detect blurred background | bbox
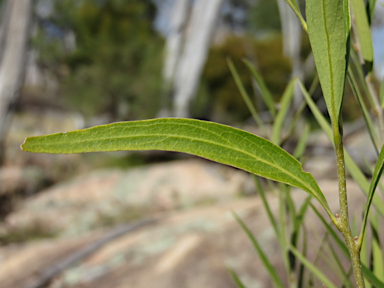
[0,0,384,287]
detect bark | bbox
[163,0,190,86]
[276,0,303,108]
[159,0,191,117]
[172,0,224,117]
[0,0,33,162]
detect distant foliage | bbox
[194,35,291,123]
[34,0,164,121]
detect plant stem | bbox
[333,123,365,288]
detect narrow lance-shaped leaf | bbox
[22,118,332,216]
[306,0,349,128]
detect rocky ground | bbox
[0,161,371,288]
[0,110,379,288]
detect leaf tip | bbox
[20,137,29,152]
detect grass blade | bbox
[232,212,284,288]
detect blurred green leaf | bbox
[367,0,377,24]
[311,203,384,286]
[350,49,376,109]
[380,78,384,108]
[351,0,374,71]
[298,81,384,218]
[358,144,384,248]
[289,245,338,288]
[360,223,371,288]
[293,123,310,159]
[22,118,332,215]
[272,78,296,145]
[284,0,308,31]
[227,267,248,288]
[233,212,284,288]
[347,67,379,154]
[306,0,349,128]
[371,213,384,283]
[243,59,276,117]
[254,176,279,237]
[228,58,266,133]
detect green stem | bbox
[333,123,365,288]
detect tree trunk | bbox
[0,0,33,163]
[276,0,302,108]
[173,0,224,118]
[159,0,191,117]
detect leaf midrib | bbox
[33,131,322,202]
[322,0,337,121]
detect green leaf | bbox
[233,212,284,288]
[306,0,349,127]
[347,67,379,154]
[242,59,276,118]
[293,123,310,159]
[227,58,267,134]
[351,0,374,71]
[22,118,332,215]
[299,80,384,218]
[253,176,279,237]
[380,78,384,108]
[289,245,338,288]
[371,213,384,283]
[358,144,384,248]
[350,49,375,109]
[272,78,296,145]
[367,0,377,25]
[227,267,248,288]
[284,0,308,32]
